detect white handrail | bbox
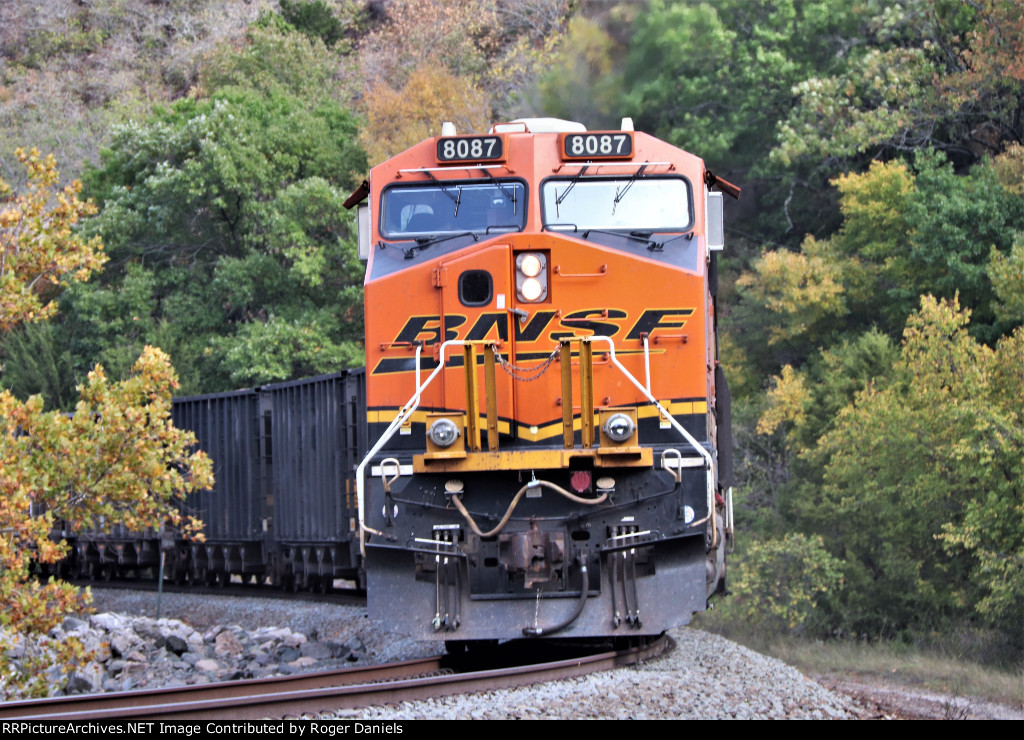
[356,340,459,556]
[587,335,715,522]
[357,335,716,555]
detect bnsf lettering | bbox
[549,309,628,342]
[465,312,509,342]
[379,308,694,371]
[625,308,695,340]
[394,315,466,345]
[514,310,558,342]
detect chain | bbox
[493,348,560,382]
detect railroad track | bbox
[0,636,670,720]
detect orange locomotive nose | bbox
[350,117,737,641]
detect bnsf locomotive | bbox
[348,118,737,640]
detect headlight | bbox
[603,413,635,443]
[520,253,543,277]
[521,277,543,301]
[427,418,460,447]
[515,252,547,302]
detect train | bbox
[65,116,737,645]
[349,117,737,641]
[65,371,367,592]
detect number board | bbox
[559,131,634,161]
[436,135,506,163]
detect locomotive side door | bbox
[436,244,514,448]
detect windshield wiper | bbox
[402,231,479,259]
[647,231,694,251]
[612,164,648,216]
[575,227,693,252]
[578,227,658,249]
[554,165,589,218]
[424,171,461,215]
[478,168,518,215]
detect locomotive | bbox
[347,117,737,641]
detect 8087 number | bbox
[562,132,633,160]
[437,136,504,163]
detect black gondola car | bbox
[263,371,366,591]
[171,388,267,585]
[65,371,368,591]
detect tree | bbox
[621,0,886,170]
[736,154,1024,364]
[1,347,213,698]
[713,533,844,636]
[278,0,347,49]
[0,149,106,333]
[989,234,1024,324]
[942,325,1024,629]
[361,61,491,164]
[798,297,1023,636]
[775,0,1024,171]
[199,24,341,101]
[0,151,213,698]
[55,87,368,396]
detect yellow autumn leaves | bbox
[0,149,106,333]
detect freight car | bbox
[348,117,737,641]
[68,371,367,592]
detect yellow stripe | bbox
[368,401,707,441]
[368,409,512,434]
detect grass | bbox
[757,637,1024,708]
[693,613,1024,708]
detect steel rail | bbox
[0,656,444,720]
[1,636,669,720]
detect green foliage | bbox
[798,297,1024,635]
[897,152,1024,338]
[0,322,78,410]
[86,88,365,259]
[939,325,1024,628]
[200,25,339,99]
[736,153,1024,365]
[758,329,898,450]
[214,312,365,386]
[279,0,345,48]
[717,534,844,635]
[52,87,368,398]
[772,0,1024,172]
[736,242,847,351]
[989,234,1024,324]
[772,46,938,168]
[622,0,882,169]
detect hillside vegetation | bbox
[1,0,1022,668]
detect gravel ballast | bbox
[52,588,864,719]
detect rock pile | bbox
[13,612,368,698]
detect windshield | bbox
[381,181,526,239]
[541,177,691,232]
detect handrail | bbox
[588,335,715,528]
[358,335,717,556]
[357,340,451,555]
[553,264,608,278]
